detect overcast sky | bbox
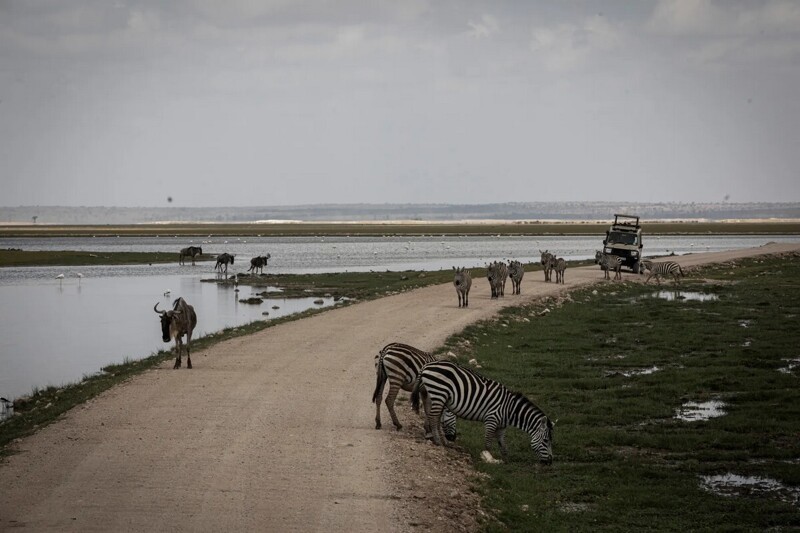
[1,1,798,207]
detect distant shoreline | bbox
[2,220,800,237]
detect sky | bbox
[1,0,799,207]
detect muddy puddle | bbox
[700,473,800,506]
[675,400,727,421]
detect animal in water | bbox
[641,259,684,285]
[248,254,271,274]
[411,360,554,464]
[373,342,457,441]
[452,267,472,308]
[214,253,235,276]
[154,297,198,369]
[179,246,203,266]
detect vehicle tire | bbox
[632,261,641,274]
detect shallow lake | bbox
[1,234,798,402]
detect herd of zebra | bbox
[380,253,683,464]
[178,246,271,277]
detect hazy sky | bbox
[1,1,798,207]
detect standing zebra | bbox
[373,343,457,441]
[453,267,472,308]
[508,260,525,295]
[539,250,554,282]
[595,251,623,281]
[641,259,684,285]
[179,246,203,266]
[553,257,567,284]
[411,360,554,464]
[215,253,235,276]
[487,261,508,298]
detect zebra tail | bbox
[371,357,388,404]
[410,375,422,414]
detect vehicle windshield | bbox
[607,231,638,246]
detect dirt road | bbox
[1,243,798,532]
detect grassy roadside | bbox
[436,253,800,531]
[1,221,799,237]
[0,249,215,267]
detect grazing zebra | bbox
[487,261,508,298]
[453,267,472,308]
[553,257,566,284]
[641,259,684,285]
[179,246,203,266]
[595,251,623,281]
[411,360,554,464]
[539,250,554,282]
[214,253,235,276]
[508,260,525,295]
[373,343,457,441]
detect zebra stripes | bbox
[453,267,472,308]
[641,259,684,285]
[373,343,456,441]
[487,261,508,298]
[553,257,566,284]
[540,250,554,282]
[508,260,524,295]
[411,360,554,464]
[595,251,623,281]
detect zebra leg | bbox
[384,382,403,431]
[483,418,500,455]
[427,401,447,446]
[496,427,509,458]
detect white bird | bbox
[163,289,171,296]
[55,274,64,279]
[76,273,83,285]
[55,273,64,287]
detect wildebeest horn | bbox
[154,303,166,315]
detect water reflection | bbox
[0,274,338,400]
[675,400,727,421]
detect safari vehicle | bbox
[602,214,643,273]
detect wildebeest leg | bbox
[173,338,182,369]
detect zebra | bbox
[179,246,203,266]
[411,360,554,464]
[214,253,235,276]
[453,267,472,308]
[487,261,508,298]
[553,257,566,284]
[507,260,524,295]
[641,259,684,285]
[372,343,457,441]
[539,250,554,282]
[595,251,623,281]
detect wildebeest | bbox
[179,246,203,266]
[248,254,271,274]
[453,267,472,308]
[215,253,234,276]
[154,297,198,369]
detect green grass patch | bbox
[438,253,800,531]
[0,249,214,267]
